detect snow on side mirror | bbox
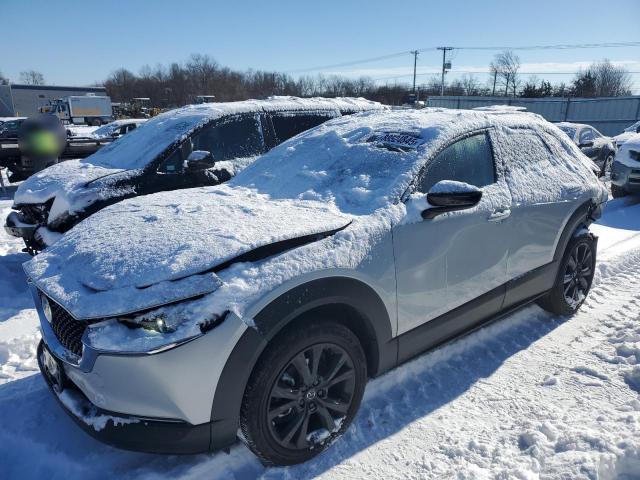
[422,180,482,220]
[185,150,215,170]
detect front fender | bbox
[208,275,397,451]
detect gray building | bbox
[426,95,640,136]
[0,84,107,117]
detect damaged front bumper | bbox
[31,283,250,454]
[4,210,37,239]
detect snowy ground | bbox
[1,181,640,479]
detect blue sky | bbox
[3,0,640,92]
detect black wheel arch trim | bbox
[552,199,598,264]
[208,276,396,451]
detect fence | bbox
[426,95,640,136]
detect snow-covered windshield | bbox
[231,114,426,215]
[82,111,208,170]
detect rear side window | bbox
[497,128,569,203]
[417,133,496,193]
[271,112,338,143]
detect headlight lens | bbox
[41,296,53,323]
[139,315,175,333]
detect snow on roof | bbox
[556,121,588,129]
[85,96,385,170]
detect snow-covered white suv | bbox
[26,108,607,465]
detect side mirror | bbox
[422,180,482,220]
[185,150,215,171]
[579,141,594,148]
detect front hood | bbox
[13,159,126,207]
[24,185,351,319]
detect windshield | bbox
[231,121,424,215]
[83,111,209,170]
[0,120,22,135]
[557,125,576,139]
[625,121,640,133]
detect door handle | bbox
[488,208,511,222]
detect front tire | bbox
[240,321,367,466]
[537,232,596,315]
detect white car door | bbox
[393,130,512,335]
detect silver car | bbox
[26,108,607,465]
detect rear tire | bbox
[537,232,596,315]
[240,321,367,466]
[611,183,627,198]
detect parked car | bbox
[556,122,616,176]
[610,132,640,198]
[26,108,606,465]
[88,119,147,140]
[612,120,640,148]
[5,97,384,253]
[0,117,27,174]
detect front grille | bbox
[48,299,91,357]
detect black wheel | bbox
[611,183,627,198]
[602,154,614,178]
[240,321,367,466]
[537,233,596,315]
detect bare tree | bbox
[571,60,632,97]
[19,70,45,85]
[490,51,520,96]
[460,74,480,96]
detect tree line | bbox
[1,52,634,107]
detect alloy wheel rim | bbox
[563,242,593,306]
[266,342,356,450]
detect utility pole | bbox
[492,70,497,96]
[437,47,454,96]
[411,50,419,95]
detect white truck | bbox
[45,95,113,126]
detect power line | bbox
[286,41,640,74]
[373,70,640,81]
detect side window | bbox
[579,128,594,144]
[157,141,191,173]
[192,115,265,160]
[271,111,338,143]
[417,133,496,193]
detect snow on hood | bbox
[614,133,640,168]
[13,160,137,224]
[23,185,351,319]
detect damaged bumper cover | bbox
[4,210,37,239]
[31,283,251,454]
